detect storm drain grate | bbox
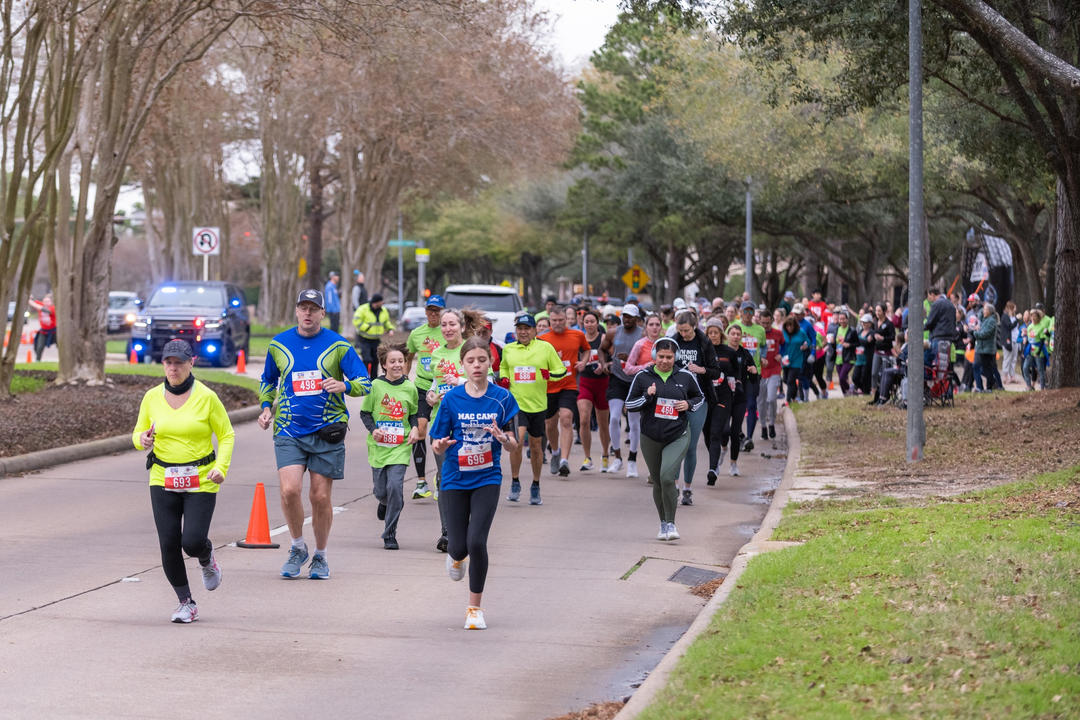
[668,565,726,587]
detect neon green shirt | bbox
[733,321,767,370]
[499,339,567,413]
[362,377,418,467]
[406,323,445,391]
[131,380,235,493]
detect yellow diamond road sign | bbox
[622,264,649,292]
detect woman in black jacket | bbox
[870,304,896,392]
[708,323,755,482]
[671,311,720,506]
[625,337,705,543]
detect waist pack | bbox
[317,421,349,444]
[146,450,216,471]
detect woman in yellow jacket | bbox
[132,339,235,623]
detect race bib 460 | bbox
[654,397,679,420]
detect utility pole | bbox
[582,231,589,296]
[417,238,426,306]
[745,176,753,301]
[396,213,404,318]
[907,0,926,462]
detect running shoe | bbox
[666,523,681,541]
[384,536,399,550]
[580,457,594,471]
[309,554,329,580]
[607,457,623,474]
[447,555,467,582]
[529,484,542,505]
[601,456,609,472]
[170,600,198,624]
[412,482,432,499]
[706,469,717,486]
[730,462,740,477]
[718,445,727,468]
[507,479,521,502]
[743,439,755,452]
[761,427,768,440]
[681,489,693,506]
[657,523,669,541]
[436,533,448,553]
[281,544,309,578]
[377,502,387,520]
[549,448,562,475]
[464,606,486,630]
[200,551,222,592]
[769,425,776,439]
[626,460,639,478]
[558,459,570,477]
[574,432,582,445]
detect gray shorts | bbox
[274,432,346,479]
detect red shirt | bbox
[761,328,784,379]
[29,298,56,330]
[539,329,590,393]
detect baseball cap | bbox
[621,303,641,317]
[784,290,796,300]
[860,313,873,323]
[792,302,805,314]
[626,293,639,303]
[296,289,324,308]
[740,300,756,311]
[370,292,384,304]
[967,293,980,302]
[425,294,446,309]
[161,338,194,361]
[673,297,688,310]
[514,313,537,328]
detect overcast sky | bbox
[534,0,621,69]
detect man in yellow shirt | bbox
[353,292,394,376]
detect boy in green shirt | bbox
[360,344,420,549]
[405,295,447,499]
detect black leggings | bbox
[783,367,801,402]
[149,486,216,597]
[442,484,500,594]
[709,397,746,468]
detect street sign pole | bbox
[203,254,208,282]
[745,176,753,301]
[417,239,426,305]
[907,0,926,462]
[397,214,404,317]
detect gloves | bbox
[540,369,550,380]
[496,376,510,389]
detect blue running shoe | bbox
[507,479,521,502]
[281,544,309,578]
[529,484,542,506]
[309,553,329,579]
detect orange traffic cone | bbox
[26,349,32,363]
[129,347,138,364]
[236,349,246,374]
[237,482,280,549]
[828,381,835,391]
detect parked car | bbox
[443,284,524,342]
[399,306,427,333]
[107,291,142,334]
[130,281,250,367]
[7,300,30,323]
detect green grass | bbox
[248,335,270,360]
[250,322,293,336]
[640,466,1080,719]
[106,339,128,354]
[19,362,260,393]
[11,373,46,394]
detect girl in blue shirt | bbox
[781,316,809,403]
[430,336,520,630]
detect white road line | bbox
[268,506,348,537]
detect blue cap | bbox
[626,294,638,302]
[425,294,446,308]
[504,332,516,344]
[740,300,756,311]
[514,313,537,328]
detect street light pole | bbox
[582,231,589,296]
[745,176,753,301]
[907,0,926,462]
[397,213,404,317]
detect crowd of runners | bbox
[131,283,1054,629]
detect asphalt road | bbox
[0,397,784,720]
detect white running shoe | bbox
[200,550,221,591]
[446,555,467,582]
[170,601,198,624]
[607,457,623,474]
[580,457,594,471]
[464,605,487,630]
[626,460,639,478]
[657,522,669,541]
[730,461,740,477]
[549,448,562,475]
[666,523,680,541]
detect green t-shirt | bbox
[406,323,445,391]
[361,377,418,467]
[655,368,672,383]
[499,339,567,413]
[428,342,467,426]
[733,320,767,370]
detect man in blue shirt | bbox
[323,271,342,333]
[258,289,370,580]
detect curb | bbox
[0,405,263,478]
[614,404,803,719]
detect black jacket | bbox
[832,323,858,364]
[873,319,896,354]
[672,328,721,404]
[712,342,754,404]
[925,296,957,343]
[626,366,705,443]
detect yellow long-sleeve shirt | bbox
[131,380,236,493]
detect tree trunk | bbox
[307,147,326,287]
[1051,171,1080,387]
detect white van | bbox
[443,284,525,343]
